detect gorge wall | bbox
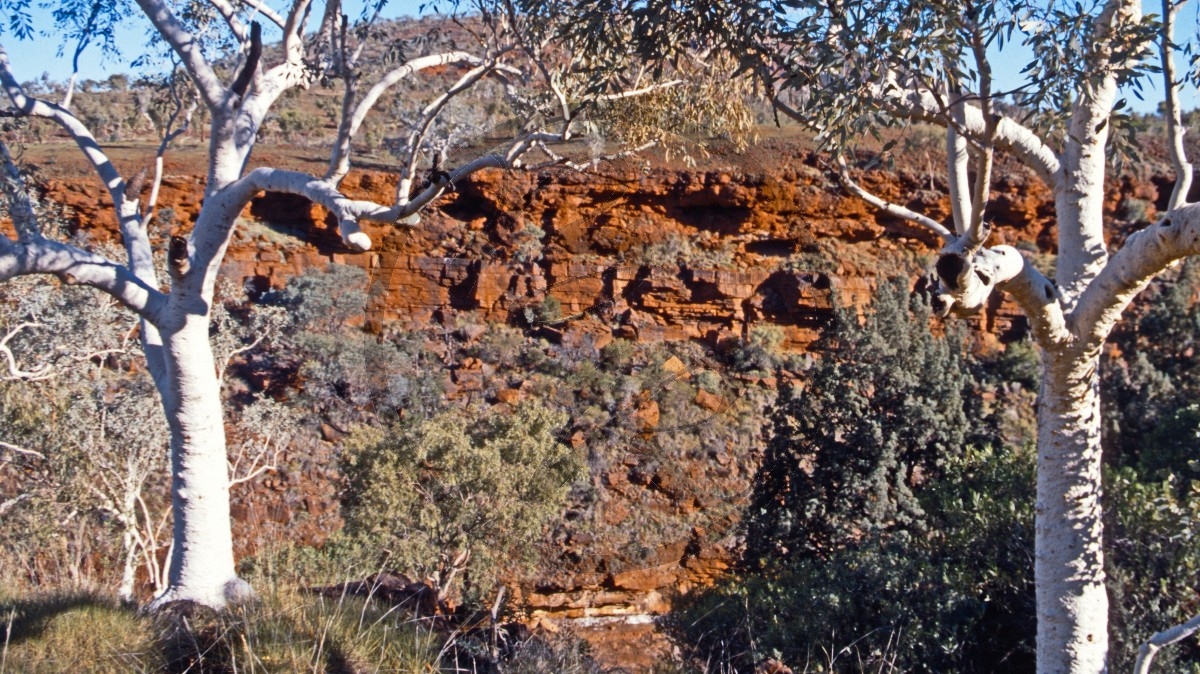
[31,140,1168,668]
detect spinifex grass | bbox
[0,582,442,673]
[0,590,161,673]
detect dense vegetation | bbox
[2,253,1198,671]
[668,277,1200,673]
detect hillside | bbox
[3,119,1185,668]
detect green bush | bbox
[744,279,976,559]
[271,263,370,334]
[670,279,1039,673]
[670,444,1036,674]
[337,401,583,603]
[1107,471,1200,673]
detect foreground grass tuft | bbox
[0,590,161,673]
[0,584,443,674]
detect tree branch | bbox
[1072,207,1200,347]
[237,0,287,30]
[0,440,45,461]
[929,244,1070,346]
[964,9,997,253]
[398,59,513,203]
[893,86,1062,191]
[324,51,489,185]
[1161,0,1191,211]
[281,0,314,68]
[0,47,130,215]
[1134,614,1200,674]
[0,239,166,324]
[133,0,228,110]
[945,95,972,236]
[0,493,31,517]
[239,155,508,250]
[0,322,54,381]
[834,155,955,240]
[208,0,250,42]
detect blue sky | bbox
[2,1,426,83]
[1,0,1195,113]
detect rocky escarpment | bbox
[45,144,1070,349]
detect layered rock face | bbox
[47,151,1045,347]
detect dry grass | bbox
[0,581,443,674]
[0,590,161,673]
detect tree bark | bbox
[148,310,249,609]
[1036,346,1109,674]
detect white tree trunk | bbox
[118,527,138,604]
[149,311,248,609]
[1036,347,1109,674]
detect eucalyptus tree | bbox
[570,0,1200,671]
[0,0,664,610]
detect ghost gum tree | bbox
[565,0,1200,671]
[0,0,671,610]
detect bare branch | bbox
[943,67,973,236]
[0,440,45,461]
[237,0,287,29]
[894,86,1062,191]
[596,80,683,102]
[1134,614,1200,674]
[243,155,509,249]
[325,51,490,185]
[133,0,228,110]
[1161,0,1192,211]
[964,9,997,253]
[398,59,515,202]
[834,155,954,240]
[60,2,103,110]
[946,122,972,236]
[0,239,167,323]
[281,0,314,67]
[1072,207,1200,347]
[0,322,54,381]
[208,0,250,42]
[523,139,658,171]
[143,83,198,229]
[0,493,31,517]
[0,48,131,215]
[2,59,158,300]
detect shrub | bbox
[744,279,977,559]
[338,401,583,603]
[1106,469,1200,673]
[269,263,370,334]
[670,444,1036,674]
[727,324,786,373]
[670,279,1037,673]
